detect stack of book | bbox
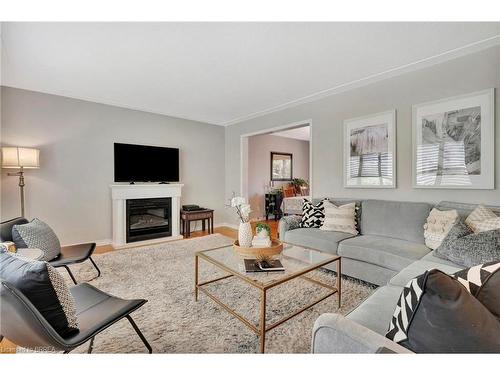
[244,259,285,272]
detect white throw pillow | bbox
[423,208,459,250]
[465,205,500,233]
[320,201,358,235]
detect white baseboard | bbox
[62,239,112,247]
[215,222,239,230]
[66,223,238,249]
[95,239,113,247]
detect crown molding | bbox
[222,34,500,126]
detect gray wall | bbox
[248,133,309,219]
[225,45,500,224]
[1,87,225,245]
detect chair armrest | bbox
[278,215,301,239]
[311,313,412,354]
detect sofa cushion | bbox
[360,200,431,244]
[284,228,355,255]
[338,235,430,271]
[347,285,403,335]
[389,260,463,287]
[434,201,500,218]
[421,251,462,267]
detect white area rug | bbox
[67,234,375,353]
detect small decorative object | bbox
[233,239,283,260]
[255,222,270,237]
[344,110,397,188]
[227,193,253,247]
[271,152,293,181]
[412,89,494,189]
[238,221,253,248]
[252,222,271,248]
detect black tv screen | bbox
[114,143,179,182]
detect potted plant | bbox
[291,178,309,195]
[255,222,271,238]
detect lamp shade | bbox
[1,147,40,169]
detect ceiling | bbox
[1,22,499,126]
[271,126,310,141]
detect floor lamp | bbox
[1,147,40,218]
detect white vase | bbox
[238,222,253,247]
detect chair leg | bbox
[62,265,78,285]
[89,257,101,278]
[126,315,152,353]
[87,337,94,354]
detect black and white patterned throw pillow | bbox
[452,261,500,319]
[386,261,500,353]
[300,199,327,228]
[12,218,61,261]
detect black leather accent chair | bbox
[0,217,101,284]
[0,280,152,353]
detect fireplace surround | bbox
[110,183,183,248]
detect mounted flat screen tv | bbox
[114,143,180,182]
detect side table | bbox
[180,209,214,238]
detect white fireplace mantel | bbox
[110,183,184,248]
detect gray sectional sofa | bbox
[278,199,500,353]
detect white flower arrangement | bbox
[227,193,252,223]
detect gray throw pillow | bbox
[435,221,500,267]
[12,218,61,261]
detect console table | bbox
[265,192,283,221]
[180,209,214,238]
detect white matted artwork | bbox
[343,110,396,188]
[412,89,495,189]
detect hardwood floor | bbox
[0,219,280,353]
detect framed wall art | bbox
[270,152,293,181]
[344,110,397,188]
[412,89,494,189]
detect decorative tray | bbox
[232,239,283,259]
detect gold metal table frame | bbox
[194,244,341,353]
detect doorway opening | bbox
[240,120,312,222]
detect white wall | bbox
[247,134,309,219]
[225,45,500,224]
[0,87,226,245]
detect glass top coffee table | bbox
[195,242,341,353]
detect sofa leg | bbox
[62,265,78,285]
[89,257,101,278]
[126,315,152,353]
